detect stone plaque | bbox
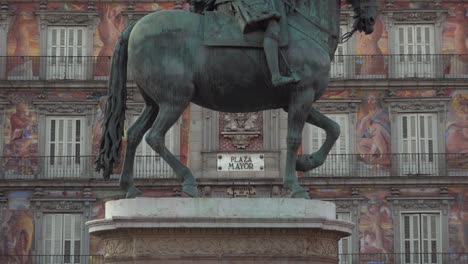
[217,153,264,171]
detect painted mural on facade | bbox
[359,190,394,259]
[356,92,391,169]
[446,91,468,168]
[449,188,468,261]
[2,95,38,179]
[0,191,34,264]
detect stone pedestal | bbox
[87,198,353,264]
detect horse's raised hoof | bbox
[125,186,143,198]
[182,177,199,197]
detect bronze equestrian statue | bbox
[96,0,380,199]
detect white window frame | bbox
[394,24,436,78]
[131,114,180,178]
[46,26,87,80]
[303,114,350,176]
[337,212,352,264]
[397,113,438,176]
[45,116,86,178]
[42,213,83,264]
[400,212,442,264]
[331,25,348,79]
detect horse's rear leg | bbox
[121,101,159,198]
[296,107,340,172]
[145,103,198,197]
[284,89,314,199]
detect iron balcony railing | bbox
[0,153,466,180]
[307,153,467,177]
[0,54,467,81]
[330,54,468,80]
[0,255,104,264]
[338,252,468,264]
[0,155,177,180]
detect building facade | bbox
[0,0,466,263]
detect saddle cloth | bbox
[202,11,288,48]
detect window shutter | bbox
[43,214,83,263]
[46,117,85,177]
[402,213,440,264]
[403,214,421,263]
[337,212,352,263]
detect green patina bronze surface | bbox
[96,0,380,199]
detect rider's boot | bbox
[264,20,299,87]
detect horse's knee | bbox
[145,133,165,153]
[328,122,341,141]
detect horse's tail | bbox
[95,22,136,179]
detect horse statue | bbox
[96,0,380,199]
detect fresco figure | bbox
[360,197,392,259]
[8,10,34,78]
[446,93,468,166]
[356,16,386,75]
[357,94,391,165]
[9,101,33,157]
[0,211,34,264]
[95,4,125,77]
[449,6,468,75]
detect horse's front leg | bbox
[283,89,313,199]
[296,107,340,172]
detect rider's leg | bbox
[264,20,297,87]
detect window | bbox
[331,26,348,78]
[337,212,352,264]
[132,115,178,178]
[401,213,441,264]
[43,214,83,264]
[398,114,438,175]
[47,27,87,80]
[304,114,350,176]
[395,25,435,78]
[45,117,85,178]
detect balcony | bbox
[0,153,466,180]
[338,252,468,264]
[330,54,468,80]
[0,54,466,81]
[307,153,467,177]
[0,155,177,180]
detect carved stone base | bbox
[87,198,353,264]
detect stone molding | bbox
[32,198,95,213]
[100,228,343,259]
[388,196,454,216]
[35,11,99,30]
[314,100,360,113]
[385,97,450,113]
[382,9,447,26]
[34,102,95,114]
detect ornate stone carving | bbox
[227,186,256,197]
[105,239,133,258]
[42,201,84,211]
[44,14,92,24]
[315,101,358,113]
[386,99,449,115]
[221,112,261,149]
[0,1,8,11]
[392,12,438,22]
[393,199,441,209]
[36,103,92,114]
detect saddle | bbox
[202,11,288,48]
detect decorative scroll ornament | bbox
[42,201,84,211]
[221,112,261,149]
